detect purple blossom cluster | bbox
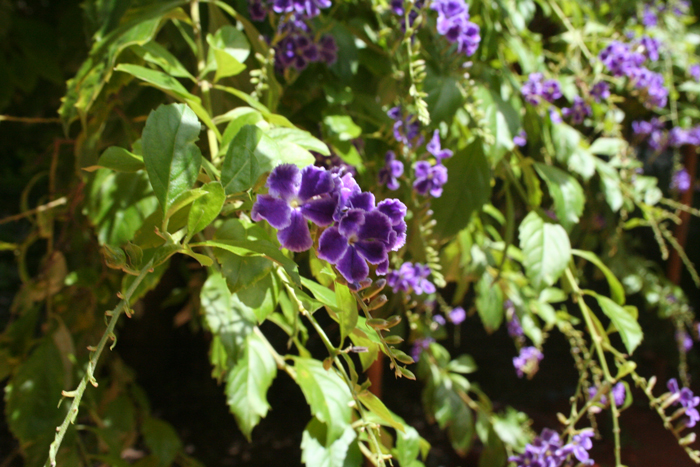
[509,428,595,467]
[449,306,466,324]
[412,129,452,197]
[388,106,423,148]
[513,130,527,147]
[677,329,694,351]
[249,1,337,72]
[252,164,407,286]
[410,336,435,361]
[633,118,700,152]
[430,0,481,57]
[590,81,610,102]
[391,0,425,30]
[598,40,668,108]
[672,168,692,193]
[588,382,626,411]
[641,0,690,26]
[690,64,700,82]
[667,378,700,427]
[562,96,592,125]
[521,73,562,106]
[387,262,436,295]
[513,346,543,378]
[378,151,404,191]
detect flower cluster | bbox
[252,164,407,286]
[667,378,700,427]
[513,130,527,147]
[599,40,668,108]
[410,336,435,361]
[588,382,626,411]
[433,307,465,326]
[509,428,595,467]
[430,0,481,57]
[562,96,592,125]
[513,346,543,378]
[641,0,690,26]
[633,118,700,152]
[521,73,562,106]
[249,1,337,72]
[378,151,404,191]
[391,0,425,30]
[672,168,692,193]
[388,106,423,148]
[387,262,436,295]
[590,81,610,102]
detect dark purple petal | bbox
[358,210,392,244]
[268,164,301,200]
[348,191,375,211]
[277,209,313,252]
[414,160,431,179]
[317,227,348,263]
[354,240,387,264]
[376,260,389,275]
[377,199,407,225]
[337,246,370,283]
[298,165,335,201]
[338,209,365,237]
[252,195,293,229]
[300,196,337,226]
[413,178,431,196]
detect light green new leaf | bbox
[141,103,202,216]
[552,124,595,180]
[534,163,585,231]
[301,418,359,467]
[334,283,357,341]
[294,357,352,440]
[572,249,625,305]
[594,293,643,354]
[594,158,623,212]
[475,275,504,333]
[206,25,250,81]
[200,271,255,366]
[226,331,277,440]
[357,391,405,433]
[187,181,225,240]
[323,115,362,141]
[221,125,278,195]
[164,187,208,222]
[85,146,145,173]
[589,137,626,156]
[132,41,195,80]
[432,140,491,238]
[519,211,571,290]
[268,127,330,155]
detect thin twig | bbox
[0,115,61,124]
[0,197,68,225]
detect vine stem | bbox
[565,268,623,467]
[190,0,220,159]
[45,259,154,467]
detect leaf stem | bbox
[45,259,154,467]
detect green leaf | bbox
[187,181,225,240]
[221,125,278,194]
[519,211,571,290]
[217,108,264,156]
[226,331,277,440]
[206,25,250,81]
[85,169,159,246]
[164,187,208,222]
[142,417,182,467]
[141,103,202,216]
[475,275,504,332]
[551,124,595,180]
[473,86,519,164]
[589,137,626,156]
[534,163,585,231]
[85,146,145,173]
[323,115,362,141]
[357,391,405,433]
[447,354,478,374]
[301,418,359,467]
[268,127,330,155]
[572,249,625,305]
[200,271,255,370]
[394,419,429,467]
[132,41,195,80]
[334,283,358,342]
[294,357,352,440]
[5,339,67,467]
[115,64,220,139]
[432,140,491,238]
[594,158,623,212]
[425,71,464,123]
[237,273,280,323]
[594,293,643,354]
[301,277,338,307]
[217,250,272,294]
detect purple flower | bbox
[513,346,543,378]
[542,80,562,102]
[433,314,446,326]
[426,130,453,162]
[590,81,610,102]
[690,64,700,82]
[378,151,404,191]
[389,107,423,148]
[521,74,562,105]
[513,130,527,147]
[318,208,394,283]
[387,262,436,295]
[672,168,691,192]
[430,0,481,56]
[509,428,566,467]
[274,18,336,71]
[558,430,594,465]
[612,382,626,407]
[449,307,466,324]
[252,164,337,252]
[562,96,592,125]
[507,314,524,338]
[677,330,694,351]
[548,107,562,124]
[410,337,435,361]
[599,41,645,77]
[666,378,700,427]
[413,161,448,197]
[249,0,268,20]
[637,36,661,61]
[642,6,658,27]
